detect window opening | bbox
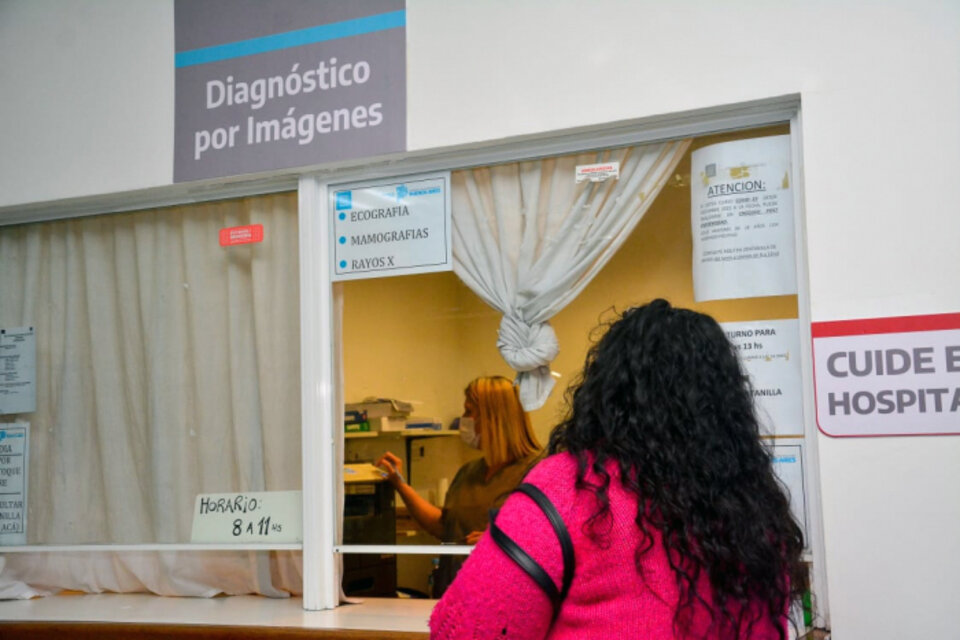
[337,123,815,626]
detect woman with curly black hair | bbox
[430,299,806,639]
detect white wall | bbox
[3,1,960,636]
[0,1,174,205]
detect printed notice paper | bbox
[722,319,804,437]
[0,327,36,415]
[691,136,796,302]
[575,162,619,183]
[0,423,29,545]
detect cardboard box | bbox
[374,415,408,432]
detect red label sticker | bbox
[219,224,263,247]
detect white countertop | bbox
[0,593,433,632]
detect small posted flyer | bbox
[0,327,36,415]
[721,319,804,437]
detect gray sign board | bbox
[174,0,406,182]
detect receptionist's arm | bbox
[375,452,444,539]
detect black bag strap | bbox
[488,483,574,620]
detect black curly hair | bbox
[548,299,806,639]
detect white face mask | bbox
[459,416,481,449]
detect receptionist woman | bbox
[375,375,543,597]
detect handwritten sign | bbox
[0,327,36,415]
[331,172,451,281]
[190,490,302,543]
[0,423,29,545]
[813,312,960,437]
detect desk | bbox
[343,466,396,597]
[343,430,467,596]
[345,430,462,493]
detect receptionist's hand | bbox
[375,452,405,488]
[465,529,485,545]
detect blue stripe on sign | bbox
[175,10,405,68]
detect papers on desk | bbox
[344,462,388,483]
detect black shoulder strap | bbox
[514,484,575,602]
[488,483,574,620]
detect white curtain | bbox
[452,140,692,409]
[0,193,302,598]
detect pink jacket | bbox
[429,453,784,639]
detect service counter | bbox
[0,593,432,639]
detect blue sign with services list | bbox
[331,173,452,281]
[174,0,406,182]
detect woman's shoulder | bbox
[521,451,580,489]
[521,452,627,508]
[525,450,619,481]
[453,455,486,480]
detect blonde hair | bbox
[465,376,541,468]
